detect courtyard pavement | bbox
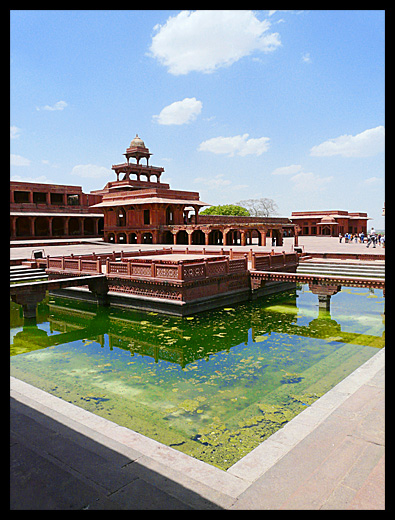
[10,236,385,509]
[10,235,385,263]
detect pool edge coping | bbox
[10,346,384,502]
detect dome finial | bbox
[129,134,145,149]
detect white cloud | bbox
[310,126,385,158]
[194,174,249,194]
[10,126,21,139]
[268,10,294,16]
[362,176,383,186]
[70,164,111,178]
[41,159,60,168]
[268,10,304,18]
[290,171,333,192]
[149,10,281,75]
[271,164,333,193]
[194,174,232,189]
[11,154,31,166]
[238,137,271,157]
[271,164,302,175]
[153,97,202,125]
[198,134,270,157]
[302,52,311,63]
[10,174,55,184]
[36,100,68,111]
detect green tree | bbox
[200,204,250,216]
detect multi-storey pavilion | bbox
[91,135,296,246]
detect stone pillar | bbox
[11,287,47,321]
[22,302,39,319]
[241,230,246,246]
[317,294,331,311]
[223,229,230,246]
[93,218,99,236]
[309,283,341,312]
[294,226,300,247]
[277,229,283,246]
[10,217,16,239]
[30,217,36,237]
[64,217,70,236]
[48,216,53,237]
[87,277,109,307]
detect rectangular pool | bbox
[10,284,384,470]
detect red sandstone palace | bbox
[10,134,370,244]
[90,135,294,246]
[10,181,103,240]
[290,210,369,237]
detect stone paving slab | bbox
[229,357,385,510]
[10,347,384,509]
[10,379,242,509]
[10,393,227,510]
[10,236,385,262]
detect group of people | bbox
[338,228,385,248]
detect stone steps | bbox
[10,267,48,283]
[297,261,384,279]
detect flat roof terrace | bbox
[116,253,228,266]
[126,253,205,262]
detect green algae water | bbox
[10,285,384,470]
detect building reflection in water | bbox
[11,287,384,367]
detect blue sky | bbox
[10,10,385,228]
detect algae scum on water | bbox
[10,285,384,470]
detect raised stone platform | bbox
[43,248,298,316]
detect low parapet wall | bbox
[46,248,299,280]
[44,248,299,315]
[251,251,298,271]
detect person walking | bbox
[366,228,376,248]
[339,233,343,243]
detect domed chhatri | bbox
[125,133,152,165]
[129,134,146,149]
